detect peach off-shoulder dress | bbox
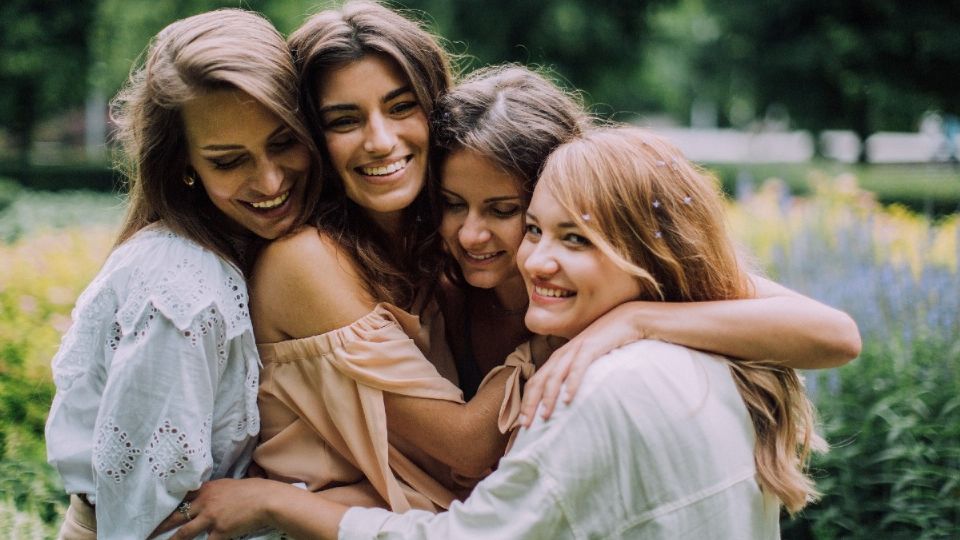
[253,300,537,513]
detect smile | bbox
[358,157,409,176]
[534,285,575,298]
[248,191,289,209]
[465,251,503,261]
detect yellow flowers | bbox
[728,173,958,278]
[0,226,115,380]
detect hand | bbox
[149,492,199,538]
[168,478,275,540]
[520,302,645,427]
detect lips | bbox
[248,191,289,209]
[357,156,410,177]
[464,250,504,262]
[531,279,575,300]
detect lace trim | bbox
[117,260,251,340]
[95,416,214,484]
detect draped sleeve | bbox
[254,303,465,513]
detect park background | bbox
[1,0,958,537]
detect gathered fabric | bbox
[255,303,469,512]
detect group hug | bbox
[44,1,861,538]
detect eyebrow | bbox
[318,86,414,116]
[524,211,577,229]
[440,189,521,204]
[200,125,287,151]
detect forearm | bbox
[637,296,861,368]
[263,484,349,540]
[385,369,511,477]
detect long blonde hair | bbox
[288,0,452,307]
[540,126,825,514]
[112,9,319,271]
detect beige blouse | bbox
[254,302,535,513]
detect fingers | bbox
[170,514,208,540]
[519,369,545,428]
[537,353,573,422]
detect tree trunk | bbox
[11,80,38,185]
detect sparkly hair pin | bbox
[654,230,663,239]
[580,213,591,222]
[652,199,661,209]
[682,196,692,205]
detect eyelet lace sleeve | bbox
[45,227,260,539]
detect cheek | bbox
[323,134,352,171]
[439,214,461,249]
[285,145,312,173]
[501,219,526,255]
[407,113,430,147]
[516,239,533,277]
[199,175,237,205]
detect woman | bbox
[43,9,320,538]
[171,126,826,539]
[245,0,515,515]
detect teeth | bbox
[361,159,407,176]
[534,286,573,298]
[466,252,498,261]
[250,192,289,209]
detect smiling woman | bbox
[182,89,311,240]
[43,8,319,540]
[316,54,429,228]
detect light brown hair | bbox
[540,125,825,514]
[111,8,320,272]
[289,0,452,307]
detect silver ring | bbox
[177,500,193,521]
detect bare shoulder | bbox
[250,226,377,341]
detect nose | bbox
[253,157,284,194]
[459,212,491,249]
[521,239,560,277]
[363,113,398,155]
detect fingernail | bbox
[519,414,528,426]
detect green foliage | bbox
[0,162,119,193]
[396,0,669,117]
[784,340,960,539]
[690,0,960,138]
[709,162,960,217]
[0,189,123,243]
[0,0,96,168]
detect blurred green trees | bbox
[0,0,96,171]
[2,0,960,168]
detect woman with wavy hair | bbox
[44,8,320,538]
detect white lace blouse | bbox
[45,225,260,539]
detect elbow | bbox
[449,433,504,478]
[824,312,862,367]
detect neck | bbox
[366,209,405,243]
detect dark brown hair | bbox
[431,64,590,285]
[289,0,452,307]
